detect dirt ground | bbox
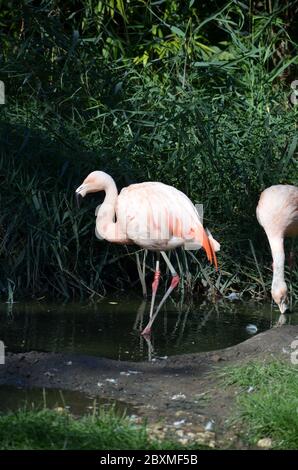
[1,325,298,448]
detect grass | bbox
[3,361,298,450]
[0,407,201,450]
[221,360,298,449]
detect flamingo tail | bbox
[196,227,219,270]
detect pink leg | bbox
[149,257,161,320]
[142,251,180,336]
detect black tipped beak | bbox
[76,192,83,208]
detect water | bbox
[1,298,297,361]
[0,385,131,416]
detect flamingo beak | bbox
[75,183,87,207]
[75,192,83,208]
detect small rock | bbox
[257,437,272,449]
[176,429,185,437]
[66,361,72,366]
[205,419,215,431]
[105,378,117,384]
[175,410,186,417]
[196,431,216,448]
[178,438,189,445]
[138,404,157,410]
[246,324,258,334]
[148,424,166,442]
[173,419,186,426]
[171,393,186,400]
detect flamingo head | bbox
[75,171,110,205]
[272,281,289,314]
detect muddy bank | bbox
[1,325,297,448]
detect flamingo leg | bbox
[142,251,180,336]
[143,334,154,362]
[149,253,160,320]
[136,250,148,298]
[133,300,147,331]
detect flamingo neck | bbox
[270,238,285,289]
[95,176,121,242]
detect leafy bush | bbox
[0,1,297,298]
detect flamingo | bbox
[257,184,298,314]
[75,171,220,335]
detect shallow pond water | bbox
[1,297,297,361]
[0,385,132,416]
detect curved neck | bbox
[269,237,285,287]
[95,176,126,243]
[102,176,118,207]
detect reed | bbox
[0,1,297,299]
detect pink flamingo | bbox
[257,184,298,314]
[76,171,220,335]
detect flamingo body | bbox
[116,181,217,257]
[76,171,220,333]
[257,184,298,313]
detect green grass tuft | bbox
[0,407,201,450]
[222,360,298,449]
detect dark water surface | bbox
[0,385,131,416]
[1,298,297,361]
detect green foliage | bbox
[0,406,198,450]
[0,1,297,298]
[222,360,298,449]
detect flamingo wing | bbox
[116,182,218,268]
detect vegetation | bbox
[0,406,200,450]
[2,359,298,450]
[0,1,297,299]
[222,359,298,449]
